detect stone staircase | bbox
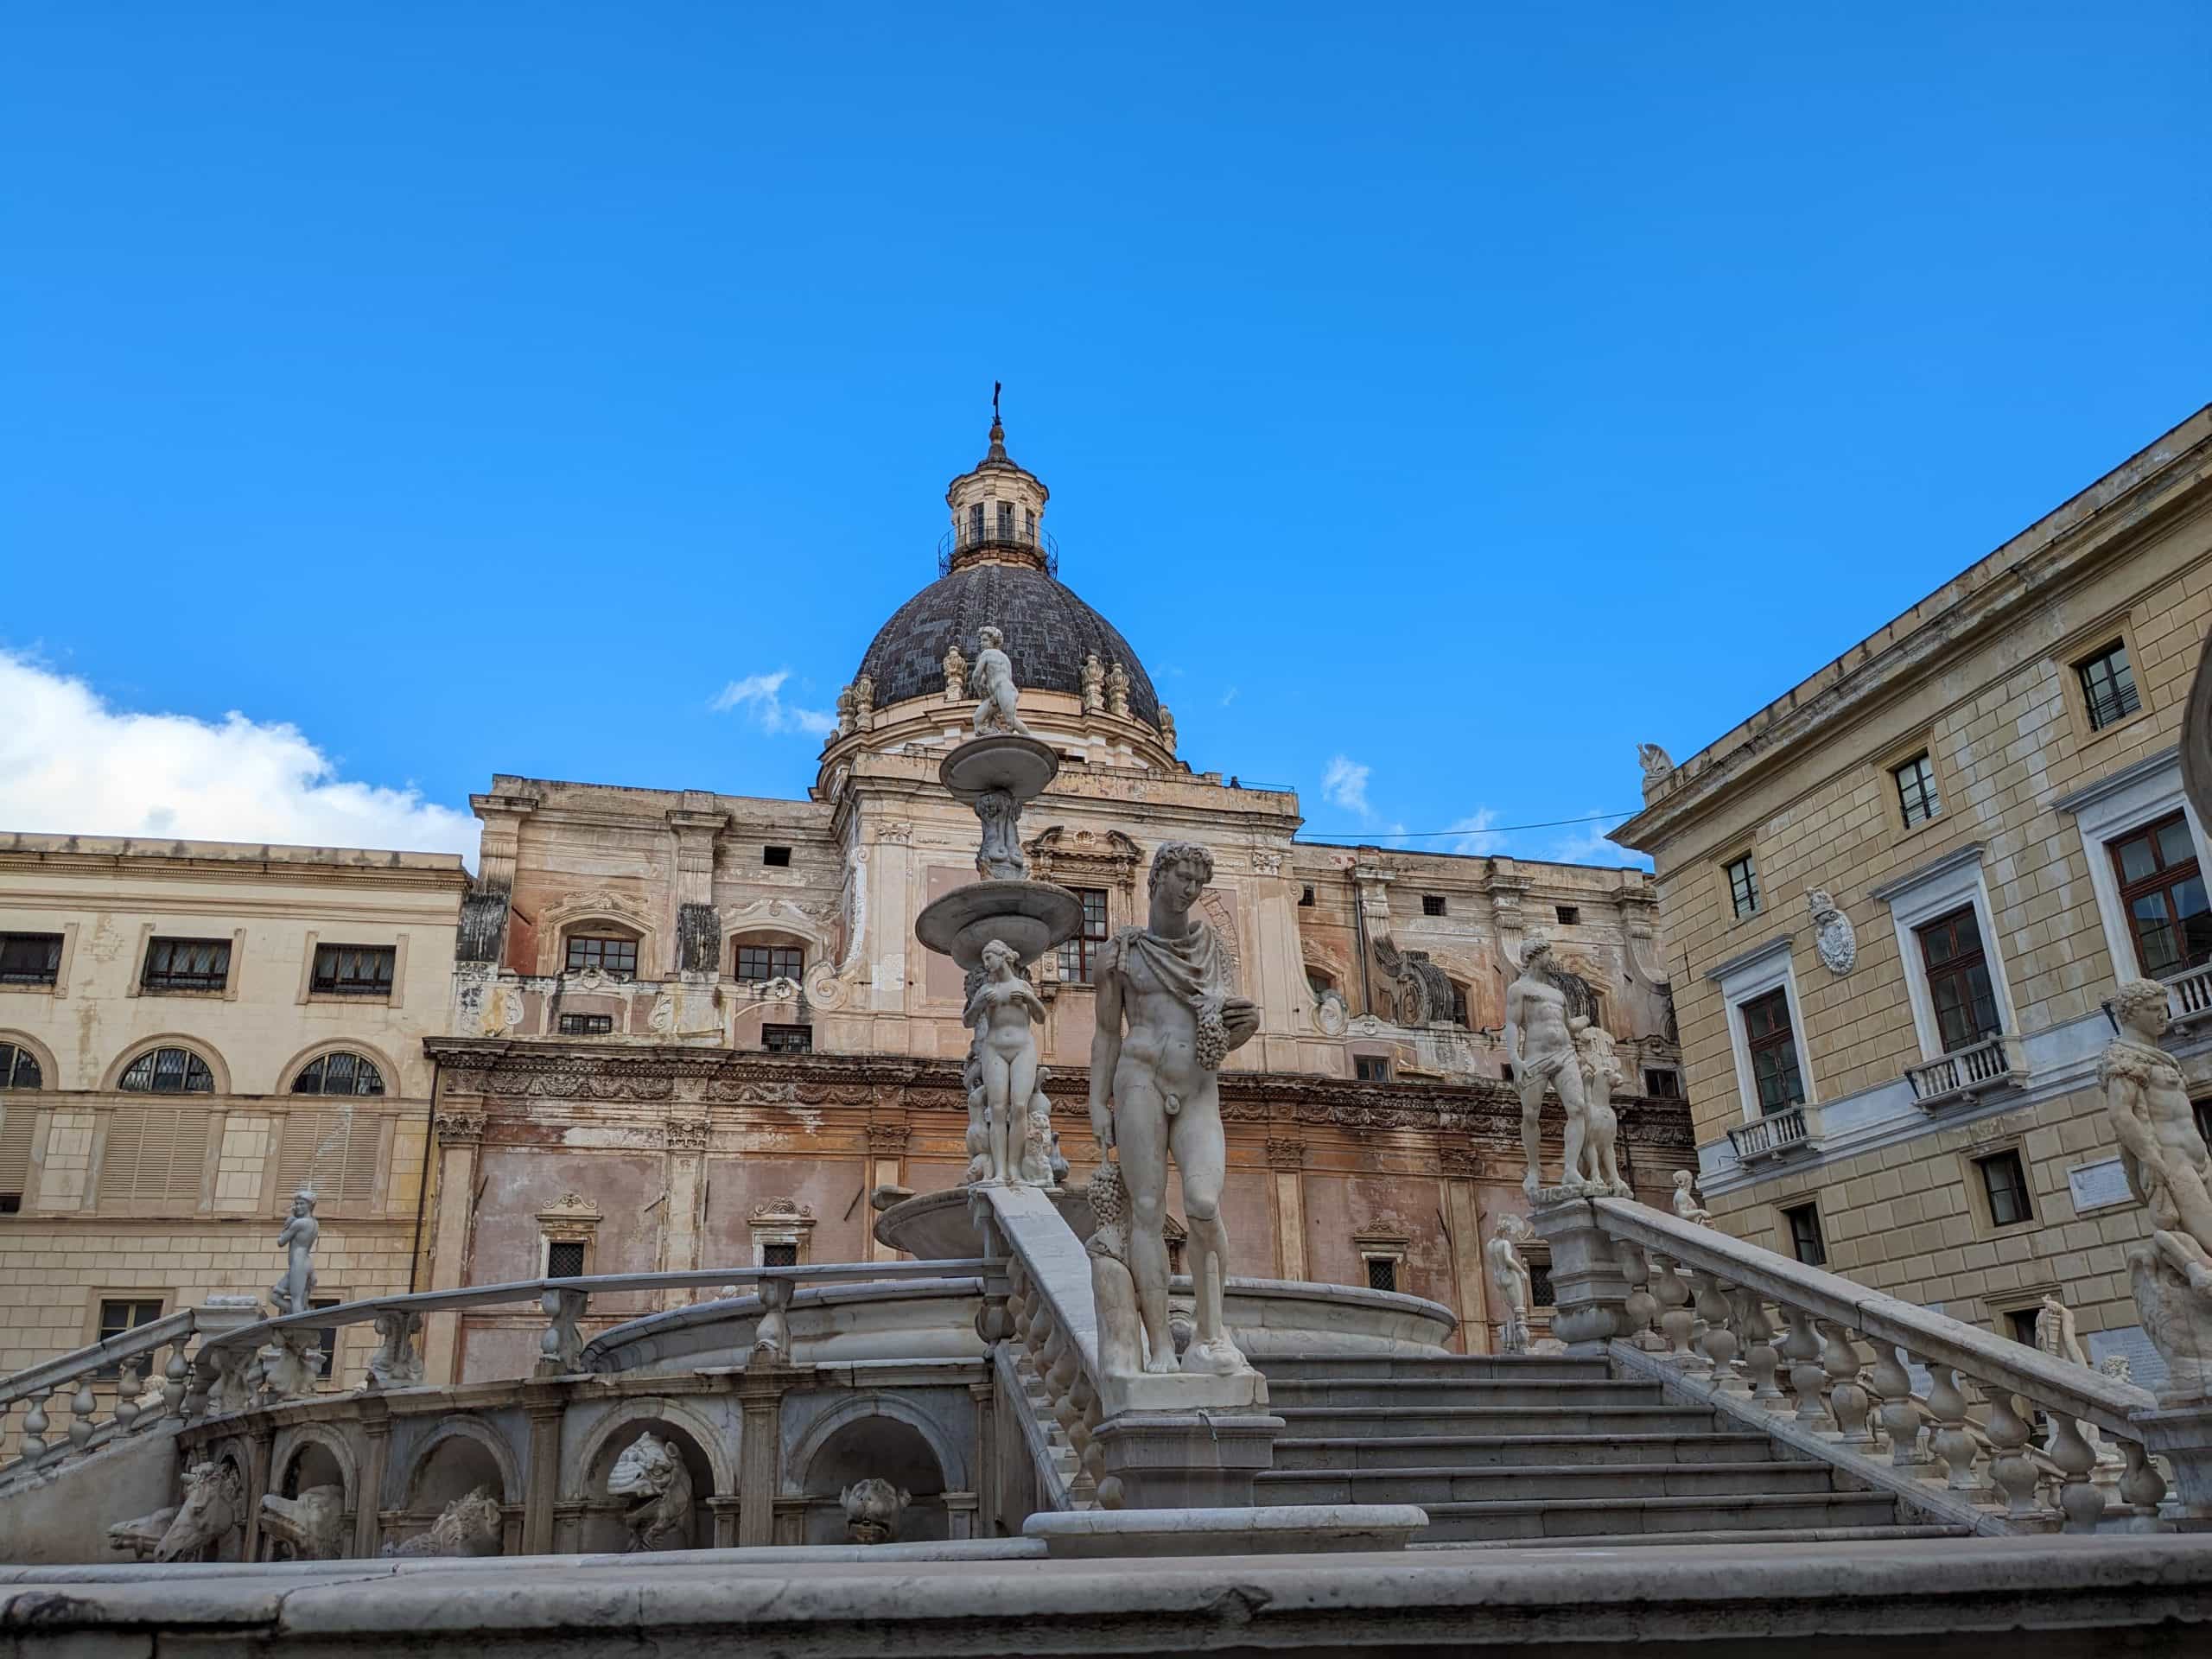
[1255,1352,1973,1546]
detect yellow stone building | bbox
[0,836,467,1427]
[1614,405,2212,1385]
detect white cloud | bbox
[1220,686,1239,707]
[0,649,480,859]
[1320,754,1372,818]
[1543,812,1650,870]
[1449,809,1507,855]
[708,669,836,737]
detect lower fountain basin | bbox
[874,1183,1096,1258]
[915,879,1083,969]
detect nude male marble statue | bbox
[271,1188,320,1316]
[1089,841,1260,1376]
[1506,940,1591,1198]
[970,626,1035,738]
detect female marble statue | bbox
[963,939,1046,1184]
[1487,1214,1535,1354]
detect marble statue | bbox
[271,1188,320,1316]
[1020,1068,1056,1185]
[2036,1293,2092,1367]
[963,939,1046,1185]
[367,1306,425,1390]
[970,626,1034,738]
[110,1460,242,1563]
[1637,743,1674,791]
[1569,1015,1631,1196]
[1158,705,1177,753]
[1084,1156,1146,1382]
[259,1326,324,1402]
[1670,1170,1713,1225]
[973,788,1026,880]
[840,1478,911,1545]
[259,1484,346,1561]
[1090,840,1260,1377]
[962,1043,993,1185]
[1506,939,1592,1198]
[1487,1215,1535,1355]
[2099,979,2212,1398]
[1105,659,1132,718]
[383,1486,504,1558]
[1081,652,1105,714]
[608,1431,692,1552]
[942,642,968,702]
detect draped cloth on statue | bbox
[1102,921,1236,1101]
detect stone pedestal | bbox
[1089,1411,1284,1510]
[2132,1400,2212,1530]
[1528,1197,1630,1354]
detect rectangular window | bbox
[1024,507,1037,543]
[1783,1202,1827,1267]
[95,1298,166,1377]
[2005,1307,2041,1346]
[1916,906,2002,1052]
[1726,854,1761,919]
[545,1239,587,1278]
[564,934,638,979]
[2077,640,2141,731]
[1300,885,1315,907]
[1421,894,1446,917]
[996,501,1014,539]
[968,501,984,543]
[761,1240,799,1268]
[2110,812,2212,978]
[1525,1252,1554,1308]
[735,944,804,982]
[1894,753,1942,827]
[1554,905,1580,925]
[310,1296,340,1376]
[762,846,792,868]
[1355,1055,1391,1083]
[310,944,395,998]
[99,1108,210,1205]
[1364,1257,1398,1294]
[763,1024,812,1054]
[142,937,231,994]
[1058,887,1111,984]
[1739,988,1804,1115]
[1643,1067,1681,1099]
[557,1013,613,1035]
[1977,1149,2033,1228]
[0,932,63,988]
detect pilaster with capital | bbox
[1266,1139,1307,1281]
[658,1115,713,1304]
[865,1121,911,1261]
[423,1101,488,1383]
[1437,1147,1493,1354]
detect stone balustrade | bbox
[1725,1103,1817,1164]
[1533,1195,2190,1533]
[972,1183,1111,1506]
[2165,960,2212,1027]
[1904,1032,2023,1110]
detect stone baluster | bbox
[67,1377,96,1456]
[1611,1239,1659,1350]
[2119,1440,2168,1530]
[1729,1292,1783,1407]
[1923,1359,1982,1493]
[19,1389,51,1465]
[2044,1414,2104,1535]
[1819,1322,1873,1446]
[1981,1385,2044,1522]
[112,1358,143,1437]
[537,1287,588,1377]
[160,1341,191,1424]
[1778,1306,1827,1427]
[1869,1341,1923,1466]
[1650,1255,1694,1363]
[1689,1272,1739,1386]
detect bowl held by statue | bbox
[939,735,1062,806]
[915,880,1083,969]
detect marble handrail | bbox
[976,1182,1111,1504]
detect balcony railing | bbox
[937,524,1059,577]
[1727,1103,1815,1164]
[1905,1033,2022,1111]
[2165,960,2212,1027]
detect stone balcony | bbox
[1726,1102,1821,1165]
[1904,1033,2025,1113]
[2164,960,2212,1029]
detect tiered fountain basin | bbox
[912,733,1082,969]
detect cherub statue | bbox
[970,626,1034,738]
[942,642,968,702]
[963,939,1046,1183]
[271,1189,320,1315]
[1670,1170,1713,1225]
[1080,652,1105,714]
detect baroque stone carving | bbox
[1090,840,1260,1381]
[841,1478,911,1545]
[2099,980,2212,1402]
[1025,825,1142,895]
[1671,1170,1713,1225]
[609,1431,693,1552]
[1105,659,1131,718]
[1158,705,1177,752]
[665,1116,711,1153]
[942,642,967,702]
[383,1486,503,1558]
[1265,1137,1306,1171]
[270,1188,320,1316]
[836,684,857,737]
[970,626,1033,738]
[1809,888,1858,975]
[259,1484,346,1561]
[1085,1156,1145,1382]
[366,1307,425,1390]
[1372,937,1457,1028]
[1081,652,1105,714]
[109,1460,243,1562]
[1316,988,1350,1037]
[1637,743,1675,798]
[853,674,875,728]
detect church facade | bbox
[417,418,1691,1380]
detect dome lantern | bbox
[944,385,1052,575]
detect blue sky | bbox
[6,5,2209,868]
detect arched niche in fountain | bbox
[793,1402,955,1546]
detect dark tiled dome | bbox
[857,561,1162,728]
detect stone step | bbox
[1412,1490,1904,1543]
[1272,1404,1725,1439]
[1256,1459,1840,1507]
[1257,1355,1614,1383]
[1417,1522,1974,1552]
[1273,1432,1781,1471]
[1264,1377,1665,1410]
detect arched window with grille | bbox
[0,1041,42,1090]
[290,1052,386,1096]
[118,1046,215,1094]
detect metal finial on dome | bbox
[987,380,1007,460]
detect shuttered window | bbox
[99,1108,209,1205]
[277,1109,383,1206]
[0,1101,36,1211]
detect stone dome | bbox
[856,560,1164,728]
